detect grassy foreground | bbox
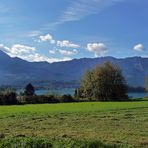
[0,101,148,147]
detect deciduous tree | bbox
[76,62,128,101]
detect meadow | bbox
[0,101,148,147]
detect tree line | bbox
[2,62,144,105]
[0,83,75,105]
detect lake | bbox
[35,88,75,96]
[35,89,148,99]
[128,92,148,99]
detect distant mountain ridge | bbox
[0,50,148,87]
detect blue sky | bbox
[0,0,148,62]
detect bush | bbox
[17,94,77,104]
[17,95,59,104]
[59,94,76,103]
[0,90,18,105]
[0,89,76,105]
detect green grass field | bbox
[0,101,148,147]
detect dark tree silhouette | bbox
[0,90,18,105]
[24,83,35,96]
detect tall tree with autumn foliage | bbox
[76,62,128,101]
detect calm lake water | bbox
[128,92,148,98]
[35,88,75,96]
[35,89,148,99]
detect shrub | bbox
[0,90,18,105]
[17,95,59,104]
[59,94,76,103]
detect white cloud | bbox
[133,44,145,52]
[11,44,36,56]
[61,0,124,22]
[0,44,37,61]
[86,43,108,57]
[0,44,4,48]
[0,43,72,63]
[49,50,56,54]
[46,57,72,63]
[28,31,41,37]
[27,53,49,62]
[26,53,72,63]
[58,49,78,56]
[0,44,10,53]
[57,40,80,48]
[39,34,55,44]
[49,48,78,56]
[43,0,124,30]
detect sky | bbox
[0,0,148,63]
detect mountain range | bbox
[0,50,148,87]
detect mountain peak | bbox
[0,50,11,59]
[0,53,147,87]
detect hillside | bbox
[0,50,148,87]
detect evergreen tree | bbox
[24,83,35,96]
